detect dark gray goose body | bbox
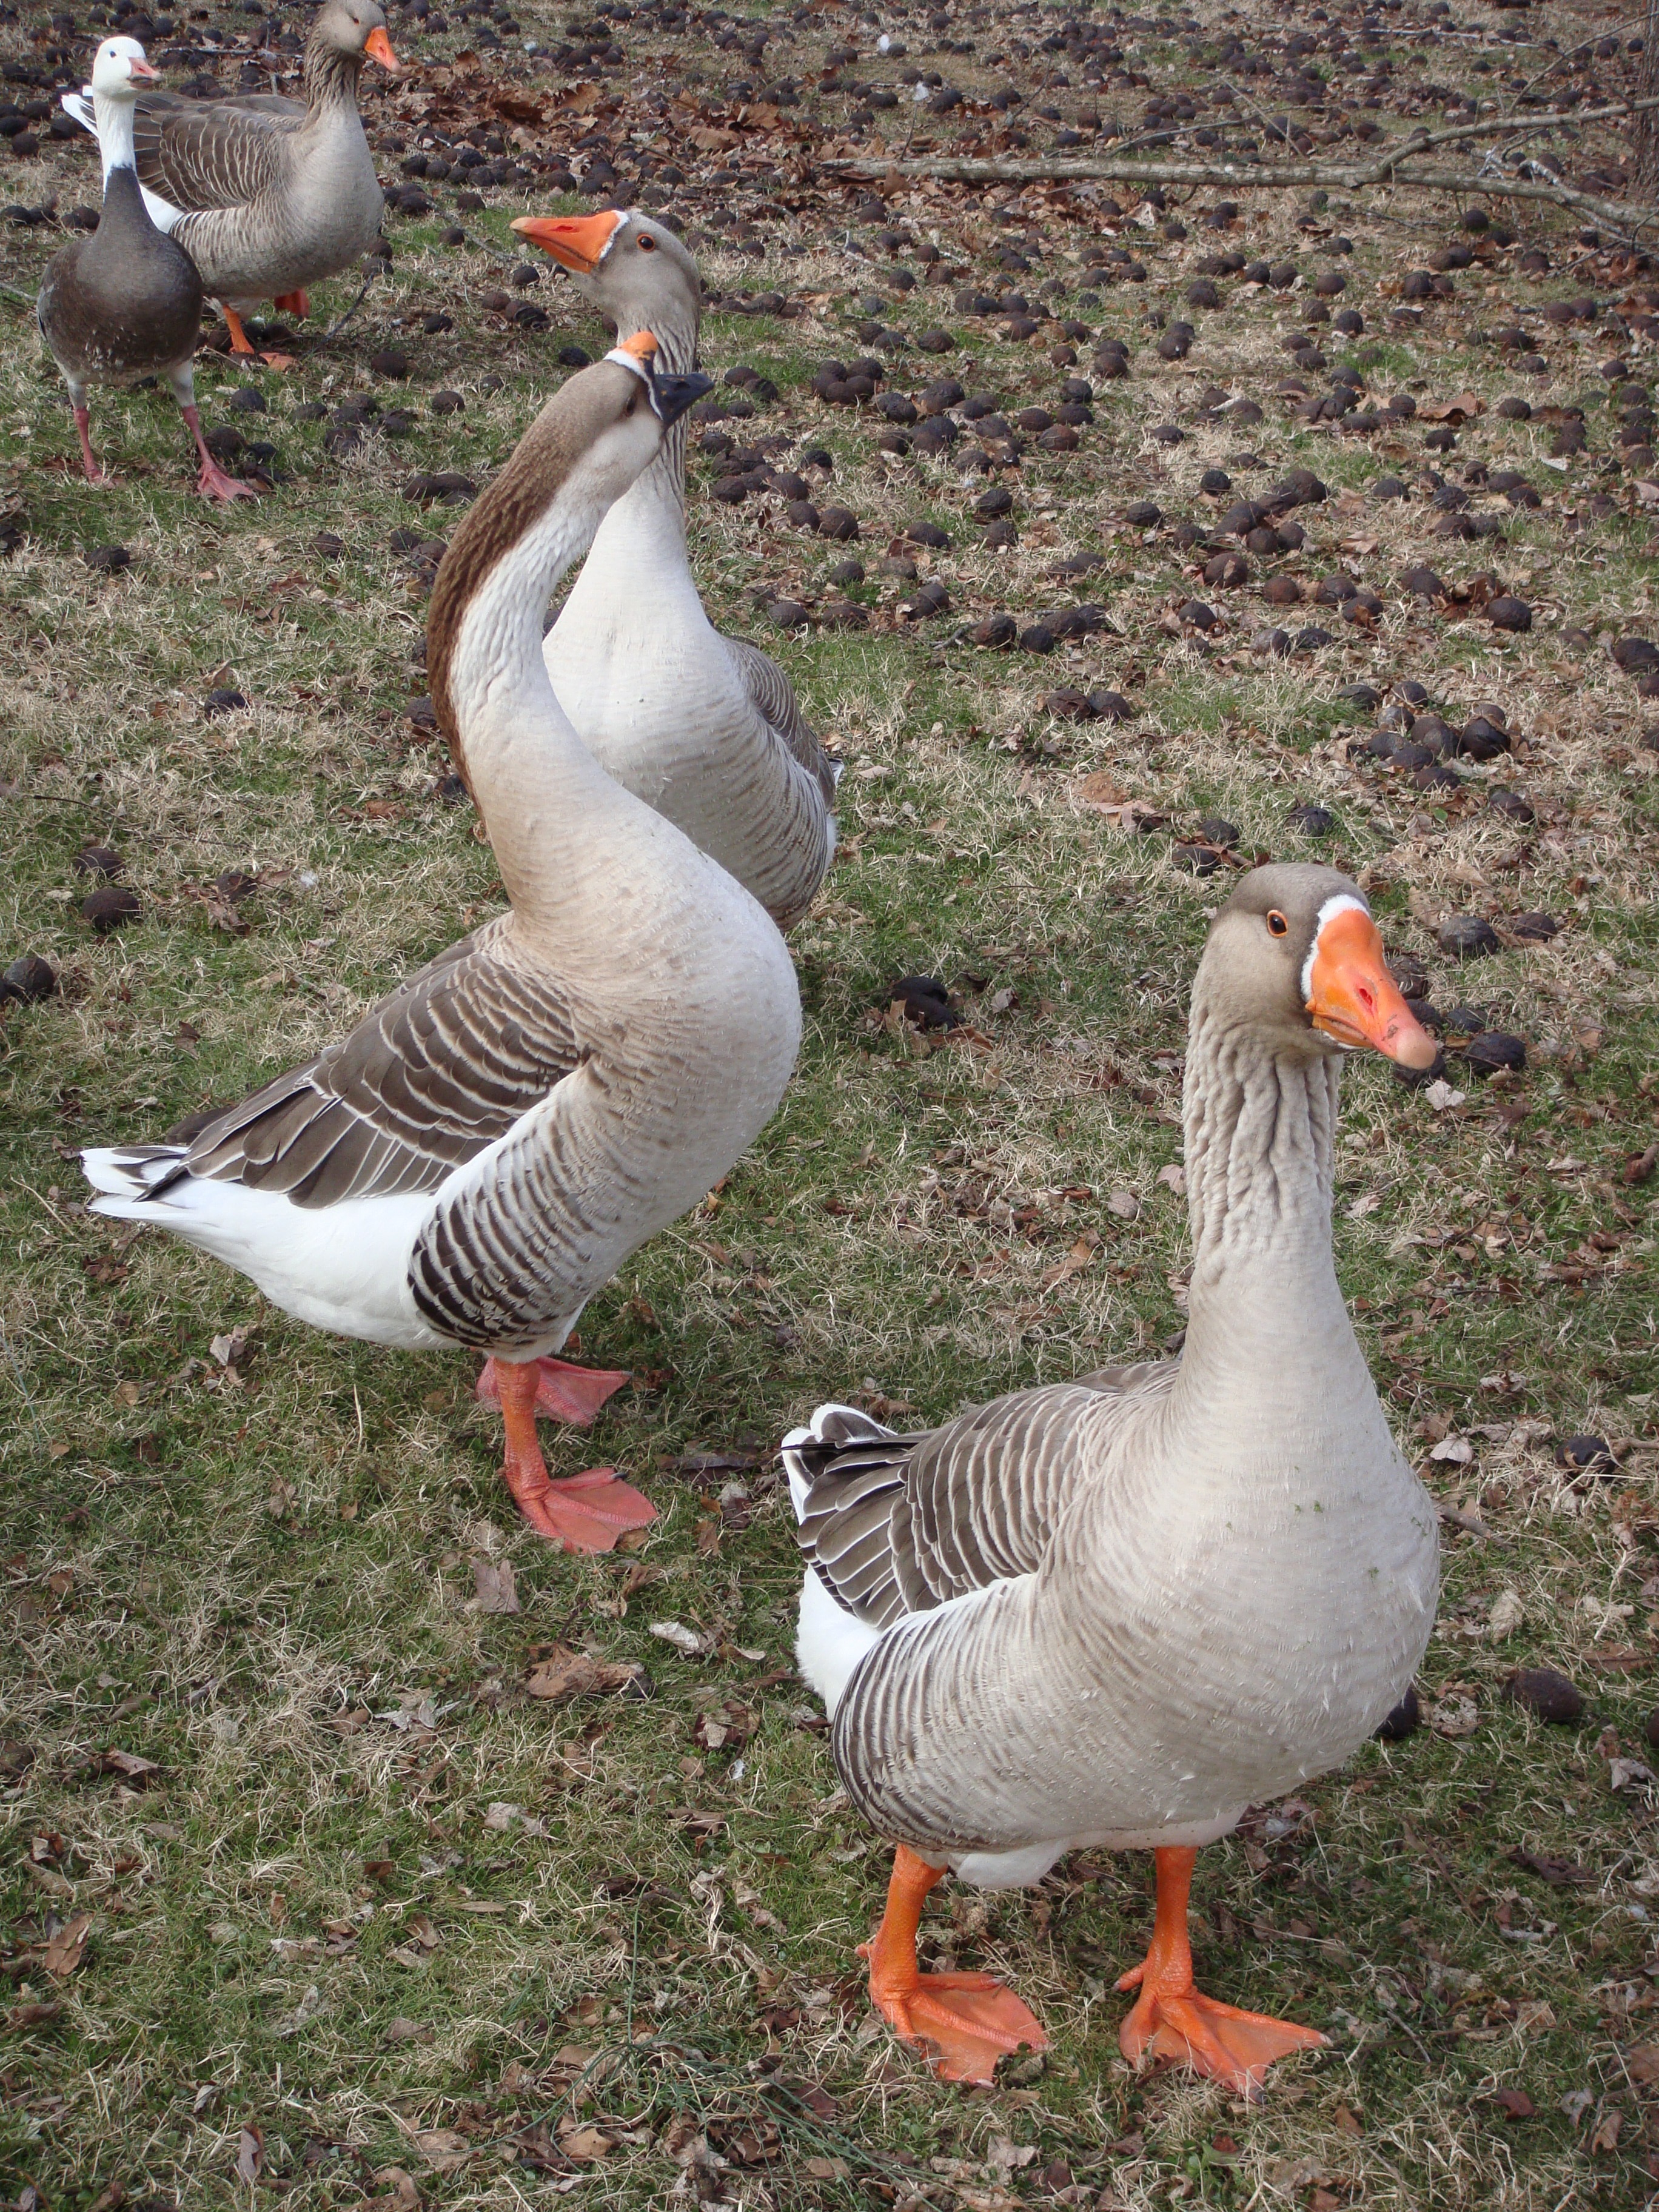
[39,36,251,500]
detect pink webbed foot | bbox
[197,455,258,501]
[505,1463,659,1553]
[475,1353,629,1426]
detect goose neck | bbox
[429,463,641,935]
[1175,1000,1349,1387]
[303,37,364,110]
[93,89,138,183]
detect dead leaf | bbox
[1331,2104,1364,2137]
[472,1557,518,1614]
[1073,769,1128,811]
[236,2123,264,2182]
[99,1749,159,1786]
[1491,2088,1535,2120]
[41,1914,92,1976]
[384,2017,434,2045]
[558,2125,614,2163]
[648,1619,712,1657]
[1591,2106,1623,2152]
[4,1999,62,2028]
[406,2127,470,2173]
[523,1647,647,1701]
[367,2168,420,2211]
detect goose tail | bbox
[81,1144,191,1217]
[781,1401,900,1521]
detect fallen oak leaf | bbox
[523,1646,648,1701]
[557,2125,614,2162]
[41,1914,92,1976]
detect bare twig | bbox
[822,135,1659,245]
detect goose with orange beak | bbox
[511,206,839,931]
[66,0,405,359]
[782,866,1439,2096]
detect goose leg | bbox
[475,1353,629,1426]
[273,289,309,319]
[221,306,259,356]
[861,1845,1048,2085]
[1117,1847,1326,2097]
[492,1355,656,1553]
[70,401,108,484]
[180,403,256,502]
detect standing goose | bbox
[65,0,401,358]
[38,38,252,501]
[784,867,1441,2091]
[82,335,803,1553]
[513,208,837,931]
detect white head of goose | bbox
[65,0,403,359]
[512,206,838,932]
[38,38,253,500]
[783,866,1441,2093]
[83,336,804,1554]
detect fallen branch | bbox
[822,144,1659,245]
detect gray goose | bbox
[65,0,401,358]
[82,335,803,1553]
[783,867,1441,2091]
[38,38,252,500]
[515,209,837,931]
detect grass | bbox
[4,0,1659,2202]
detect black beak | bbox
[649,368,713,428]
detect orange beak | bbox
[129,56,159,78]
[364,24,402,70]
[1306,905,1439,1070]
[618,328,659,359]
[511,210,626,273]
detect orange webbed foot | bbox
[506,1465,657,1553]
[477,1353,629,1426]
[1118,1976,1325,2096]
[863,1957,1048,2085]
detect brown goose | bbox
[514,209,837,931]
[38,38,252,500]
[65,0,401,357]
[82,336,803,1553]
[784,867,1441,2091]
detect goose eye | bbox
[1267,910,1289,938]
[638,235,657,252]
[623,389,638,415]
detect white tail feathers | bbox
[61,88,95,132]
[80,1145,185,1212]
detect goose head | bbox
[511,209,702,362]
[1201,865,1438,1069]
[314,0,402,72]
[88,35,158,96]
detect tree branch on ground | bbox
[821,96,1659,247]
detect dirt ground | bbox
[2,0,1659,2200]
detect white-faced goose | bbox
[83,336,803,1553]
[65,0,401,358]
[38,38,252,501]
[784,866,1441,2091]
[514,209,837,931]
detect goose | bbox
[512,208,837,931]
[38,38,253,501]
[82,333,803,1553]
[65,0,401,359]
[783,866,1441,2093]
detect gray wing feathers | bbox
[184,926,581,1206]
[724,635,837,806]
[407,1059,606,1350]
[133,90,294,210]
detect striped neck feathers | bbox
[303,35,366,110]
[1180,984,1341,1309]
